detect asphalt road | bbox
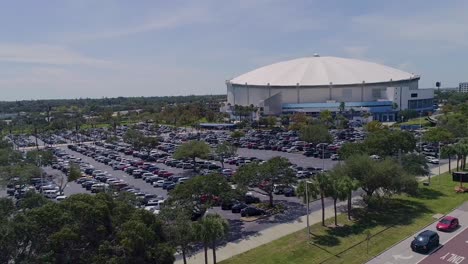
[367,202,468,264]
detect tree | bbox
[319,110,333,127]
[1,193,175,264]
[401,153,430,176]
[289,113,309,130]
[343,155,418,200]
[169,173,234,211]
[195,214,229,264]
[230,131,245,139]
[441,145,457,172]
[364,130,416,157]
[296,180,319,232]
[314,173,332,226]
[339,102,345,113]
[339,142,368,160]
[26,149,56,167]
[234,157,295,208]
[215,142,237,168]
[300,124,333,146]
[364,120,385,132]
[123,129,159,156]
[327,169,351,226]
[161,208,197,264]
[423,127,454,143]
[57,162,81,194]
[173,140,211,171]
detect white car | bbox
[153,180,165,187]
[177,177,190,184]
[428,158,440,164]
[56,195,67,201]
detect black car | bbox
[241,206,265,217]
[221,199,236,210]
[231,202,248,213]
[411,230,439,253]
[245,194,260,204]
[284,187,296,197]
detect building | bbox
[226,55,434,122]
[459,82,468,93]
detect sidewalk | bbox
[178,160,458,264]
[176,201,345,264]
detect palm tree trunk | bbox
[333,198,338,226]
[457,156,460,171]
[204,244,208,264]
[212,241,217,264]
[448,156,451,172]
[321,192,325,226]
[347,191,352,220]
[269,193,274,208]
[182,249,187,264]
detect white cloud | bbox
[343,46,369,59]
[350,3,468,47]
[63,7,208,42]
[0,44,115,67]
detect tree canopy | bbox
[234,157,295,207]
[300,124,333,146]
[173,140,211,164]
[0,193,175,264]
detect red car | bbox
[436,216,459,232]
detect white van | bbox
[44,190,59,199]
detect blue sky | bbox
[0,0,467,100]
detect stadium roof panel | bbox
[230,56,419,86]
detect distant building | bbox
[459,82,468,93]
[226,55,434,122]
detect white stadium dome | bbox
[230,55,418,86]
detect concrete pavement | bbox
[177,201,345,264]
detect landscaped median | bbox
[220,172,468,264]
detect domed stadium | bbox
[226,55,434,122]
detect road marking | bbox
[416,226,468,264]
[440,253,465,264]
[393,254,414,260]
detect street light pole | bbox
[438,141,441,179]
[419,111,423,152]
[322,144,325,170]
[305,181,310,240]
[305,180,313,240]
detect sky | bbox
[0,0,467,101]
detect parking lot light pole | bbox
[322,144,325,170]
[438,141,441,180]
[305,180,313,240]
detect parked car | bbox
[436,216,459,232]
[241,206,266,217]
[231,202,248,213]
[410,230,439,253]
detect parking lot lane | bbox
[419,227,468,264]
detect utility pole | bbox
[419,111,423,152]
[305,180,313,240]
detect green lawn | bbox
[221,173,467,264]
[398,117,431,127]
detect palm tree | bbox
[314,173,331,226]
[339,102,345,113]
[327,169,352,226]
[297,180,319,235]
[195,214,230,264]
[441,145,456,172]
